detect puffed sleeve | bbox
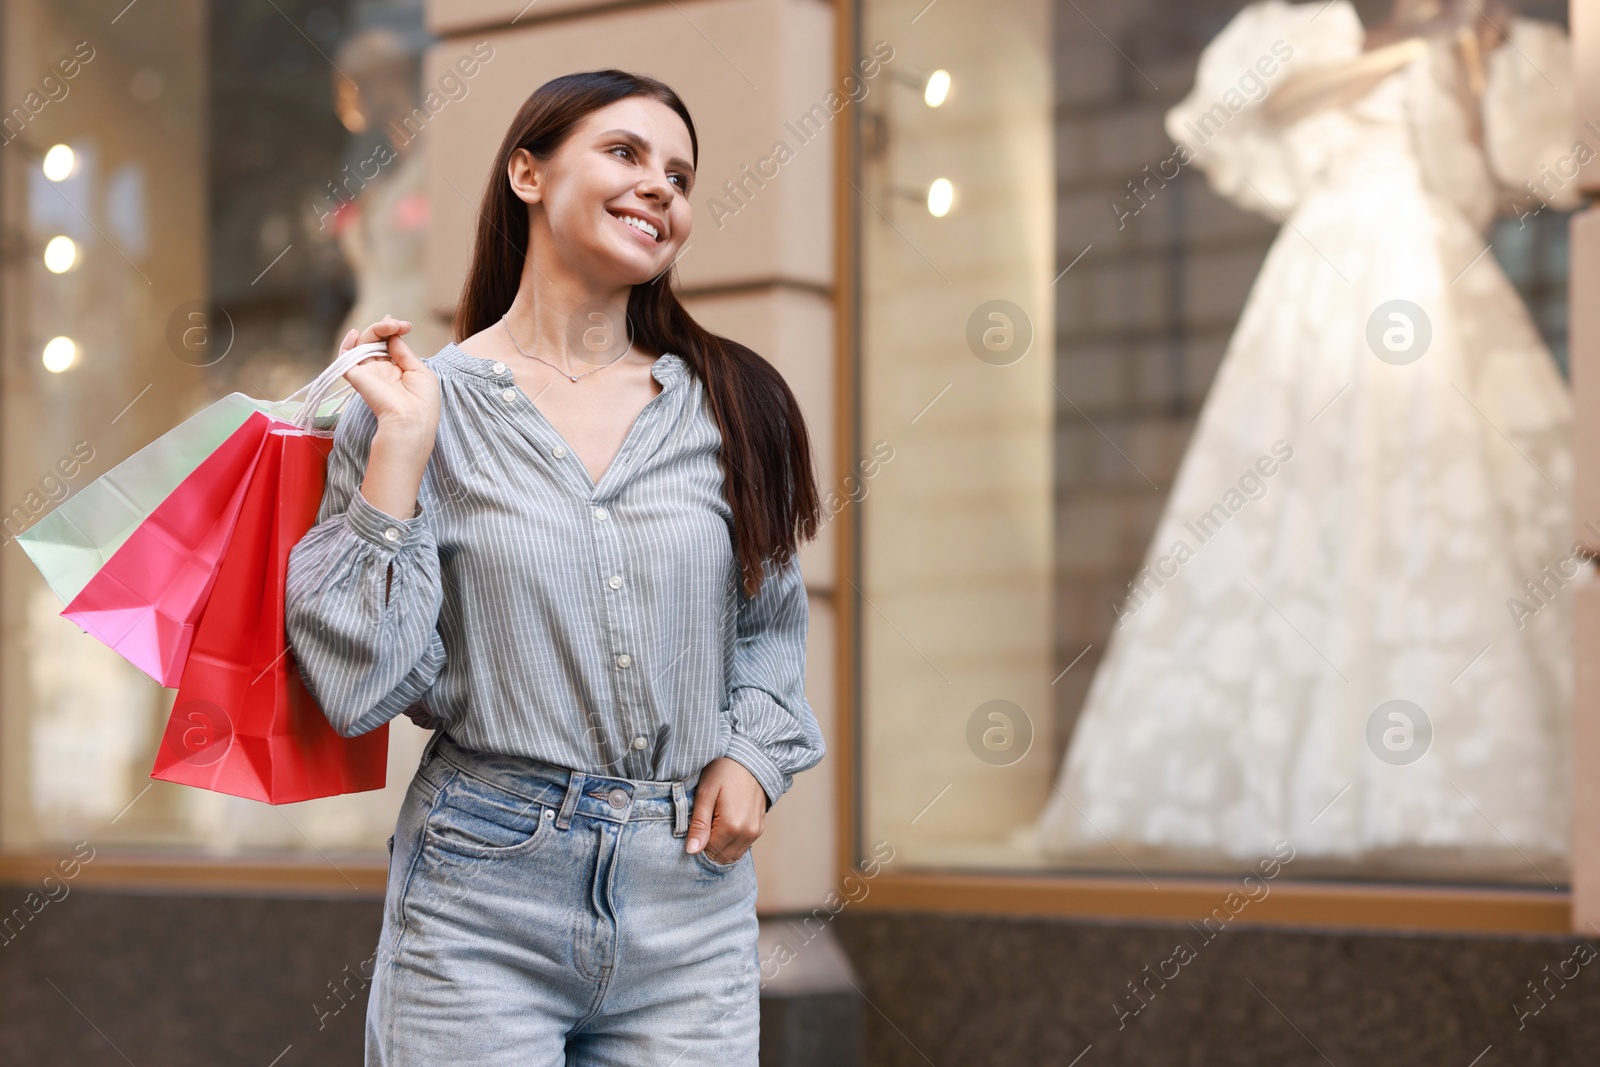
[285,392,446,738]
[1483,18,1581,211]
[719,553,826,810]
[1165,0,1364,218]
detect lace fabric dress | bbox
[1021,1,1580,882]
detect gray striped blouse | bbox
[284,342,825,807]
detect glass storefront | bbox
[854,0,1580,885]
[0,0,1586,896]
[1,0,442,858]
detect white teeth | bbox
[616,213,659,240]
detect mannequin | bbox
[1266,0,1513,136]
[324,27,449,363]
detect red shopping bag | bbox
[150,427,388,803]
[60,411,278,687]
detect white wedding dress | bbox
[1022,1,1581,882]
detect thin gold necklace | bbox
[500,313,632,383]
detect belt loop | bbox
[420,728,446,766]
[556,768,586,830]
[671,780,689,838]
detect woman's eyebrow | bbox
[598,128,695,175]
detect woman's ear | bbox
[507,147,542,206]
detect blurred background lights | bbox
[41,144,76,182]
[924,69,952,107]
[41,336,78,373]
[927,178,955,217]
[43,236,77,273]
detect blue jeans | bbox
[367,729,760,1065]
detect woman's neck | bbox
[500,256,634,371]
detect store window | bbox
[1,0,442,858]
[854,0,1579,886]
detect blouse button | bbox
[553,445,567,458]
[593,506,609,522]
[383,526,401,542]
[615,653,633,669]
[607,574,623,590]
[501,388,516,403]
[491,361,507,375]
[631,735,648,750]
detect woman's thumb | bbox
[387,331,425,373]
[686,786,717,853]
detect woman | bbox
[285,70,825,1064]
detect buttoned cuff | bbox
[346,486,427,553]
[721,733,788,812]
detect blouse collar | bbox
[430,341,688,391]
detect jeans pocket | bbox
[424,775,556,861]
[693,843,744,875]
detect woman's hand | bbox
[340,315,440,443]
[344,315,440,521]
[686,757,767,864]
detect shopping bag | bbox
[17,365,362,607]
[18,342,388,687]
[149,425,389,803]
[57,412,278,686]
[17,393,269,606]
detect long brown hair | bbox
[452,70,820,597]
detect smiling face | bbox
[510,95,696,290]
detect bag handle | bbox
[280,340,392,431]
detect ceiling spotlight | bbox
[42,144,76,182]
[43,236,77,273]
[927,178,955,217]
[42,336,78,373]
[924,70,952,107]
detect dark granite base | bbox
[0,889,378,1066]
[0,889,856,1066]
[760,991,862,1065]
[4,889,1594,1066]
[830,911,1599,1066]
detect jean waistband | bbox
[418,729,694,837]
